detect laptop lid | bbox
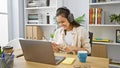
[19,39,65,65]
[106,45,120,63]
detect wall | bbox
[6,0,24,48]
[0,0,8,46]
[0,14,8,46]
[63,0,89,30]
[8,0,24,41]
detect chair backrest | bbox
[89,32,93,48]
[88,32,93,56]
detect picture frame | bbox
[116,29,120,43]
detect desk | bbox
[13,49,109,68]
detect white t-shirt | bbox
[64,30,74,46]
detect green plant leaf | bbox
[75,14,85,23]
[50,34,54,38]
[109,14,120,23]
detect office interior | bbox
[0,0,120,68]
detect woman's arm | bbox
[80,27,91,54]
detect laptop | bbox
[19,39,65,65]
[106,44,120,63]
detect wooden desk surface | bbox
[13,49,109,68]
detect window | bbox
[0,0,8,46]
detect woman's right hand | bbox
[51,43,60,52]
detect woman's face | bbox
[56,15,71,31]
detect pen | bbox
[1,51,5,59]
[0,51,5,67]
[16,53,23,58]
[6,50,14,62]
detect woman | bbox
[52,7,91,54]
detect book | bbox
[62,58,75,65]
[98,0,105,2]
[92,0,96,3]
[93,40,110,42]
[93,38,111,42]
[28,14,38,20]
[89,8,93,24]
[28,20,39,24]
[89,0,92,3]
[97,8,102,24]
[101,10,105,24]
[95,8,98,25]
[92,8,96,24]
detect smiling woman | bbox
[52,7,91,54]
[0,0,8,46]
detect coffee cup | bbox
[78,51,87,63]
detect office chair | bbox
[88,32,93,56]
[89,32,93,48]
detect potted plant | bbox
[50,33,54,41]
[75,14,85,23]
[50,33,54,38]
[109,14,120,24]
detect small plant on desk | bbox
[50,34,54,41]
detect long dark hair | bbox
[56,7,80,27]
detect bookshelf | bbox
[89,0,120,44]
[90,1,120,5]
[24,0,62,40]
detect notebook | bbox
[19,39,65,65]
[62,58,75,64]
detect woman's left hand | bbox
[62,46,72,52]
[62,46,87,54]
[62,46,76,53]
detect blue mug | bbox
[78,51,87,63]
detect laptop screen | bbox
[19,39,65,65]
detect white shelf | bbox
[90,1,120,5]
[89,24,120,27]
[25,6,56,10]
[26,24,56,26]
[109,64,120,67]
[89,1,120,44]
[93,42,120,45]
[24,0,62,40]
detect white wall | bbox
[0,0,8,46]
[63,0,89,30]
[8,0,24,41]
[7,0,24,48]
[0,14,8,46]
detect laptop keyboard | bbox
[55,58,60,62]
[55,56,65,64]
